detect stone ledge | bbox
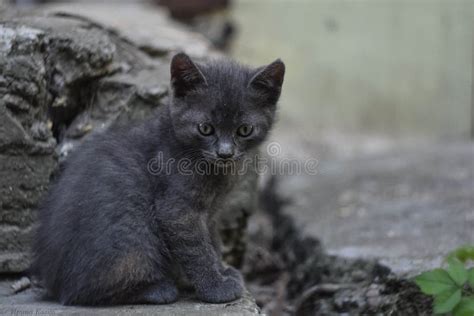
[0,279,260,316]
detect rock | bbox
[37,3,216,58]
[0,278,260,316]
[0,3,251,274]
[245,178,433,315]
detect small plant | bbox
[415,245,474,315]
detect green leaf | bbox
[468,268,474,290]
[446,258,468,287]
[433,288,462,314]
[415,268,457,295]
[453,297,474,316]
[447,246,474,263]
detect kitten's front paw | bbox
[222,266,244,284]
[196,276,244,303]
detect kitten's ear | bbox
[248,59,285,104]
[170,52,207,98]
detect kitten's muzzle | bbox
[216,143,235,159]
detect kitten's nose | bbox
[217,143,234,159]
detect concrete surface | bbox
[0,279,260,316]
[277,140,474,276]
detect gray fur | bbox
[33,53,285,305]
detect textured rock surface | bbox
[0,278,260,316]
[37,3,214,58]
[0,3,251,274]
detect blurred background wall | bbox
[230,0,473,141]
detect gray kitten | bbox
[33,53,285,305]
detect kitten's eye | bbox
[198,123,214,136]
[237,124,253,137]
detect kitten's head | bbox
[168,52,285,163]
